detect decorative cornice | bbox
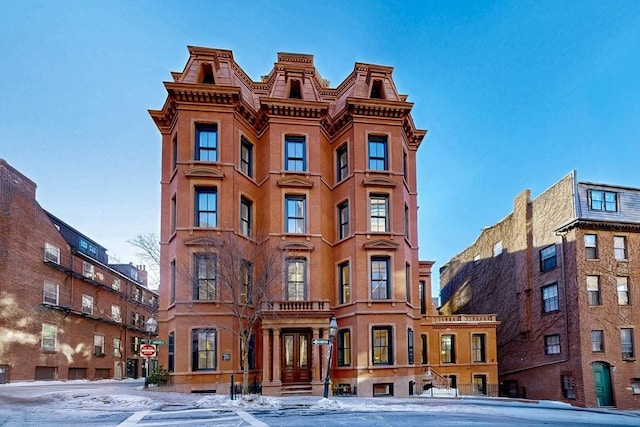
[184,166,224,179]
[346,97,413,119]
[277,176,314,188]
[278,241,315,251]
[362,176,397,188]
[260,98,329,119]
[165,82,241,105]
[183,236,218,247]
[362,239,400,251]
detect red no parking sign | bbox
[139,344,156,358]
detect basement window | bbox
[373,383,394,397]
[289,80,302,99]
[200,63,215,84]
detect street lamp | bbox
[323,316,338,398]
[144,316,158,388]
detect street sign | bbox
[312,338,330,345]
[150,340,165,345]
[139,343,156,358]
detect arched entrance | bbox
[591,362,613,407]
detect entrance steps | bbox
[280,384,313,396]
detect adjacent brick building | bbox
[150,46,499,397]
[440,171,640,409]
[0,159,158,383]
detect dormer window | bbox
[200,63,215,84]
[370,80,384,99]
[289,80,302,99]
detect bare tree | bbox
[128,233,160,289]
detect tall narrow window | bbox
[621,328,635,359]
[111,305,121,323]
[240,136,253,178]
[404,203,410,239]
[41,323,57,351]
[405,263,411,303]
[372,326,393,365]
[240,197,252,237]
[421,334,428,364]
[370,80,384,99]
[584,234,598,259]
[168,332,175,372]
[172,134,178,170]
[561,374,576,399]
[337,330,351,366]
[82,294,93,314]
[337,200,349,240]
[336,144,348,182]
[419,281,426,315]
[195,188,217,228]
[195,124,217,162]
[94,335,105,356]
[368,135,388,170]
[200,63,215,84]
[285,135,306,171]
[591,330,604,352]
[542,283,559,313]
[540,244,557,271]
[403,151,408,180]
[241,334,256,370]
[192,329,217,370]
[43,282,59,305]
[441,334,455,363]
[472,334,486,362]
[617,277,630,306]
[545,334,561,355]
[371,256,391,300]
[170,259,176,304]
[194,254,216,300]
[240,260,252,304]
[587,275,601,306]
[407,328,414,364]
[589,190,617,211]
[288,79,302,99]
[286,258,306,301]
[338,261,350,304]
[285,195,306,233]
[370,194,389,232]
[614,236,628,260]
[170,194,177,233]
[113,337,122,357]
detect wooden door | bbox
[592,363,613,407]
[281,331,311,383]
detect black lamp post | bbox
[144,316,158,388]
[323,316,338,398]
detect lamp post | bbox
[323,316,338,398]
[144,316,158,388]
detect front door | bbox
[281,331,311,383]
[592,362,614,407]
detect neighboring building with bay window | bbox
[0,160,158,383]
[150,47,498,397]
[440,171,640,409]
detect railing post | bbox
[230,374,234,400]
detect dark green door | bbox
[592,363,613,407]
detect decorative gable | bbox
[184,166,224,180]
[362,239,400,251]
[277,176,314,188]
[278,241,314,251]
[183,236,219,247]
[362,176,396,188]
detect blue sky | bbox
[1,1,639,296]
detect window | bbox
[542,283,559,313]
[545,334,561,355]
[372,326,393,365]
[369,194,389,232]
[614,236,628,260]
[336,144,348,182]
[131,312,145,328]
[111,305,121,323]
[200,63,215,84]
[404,203,409,239]
[79,238,98,258]
[373,383,394,397]
[493,241,503,257]
[41,323,57,351]
[192,329,217,371]
[589,190,617,211]
[172,135,178,170]
[407,328,414,364]
[338,261,350,304]
[44,243,60,264]
[240,136,253,178]
[168,332,175,372]
[286,258,306,301]
[621,328,635,359]
[240,260,252,304]
[240,197,252,237]
[370,256,391,300]
[403,151,408,180]
[419,281,426,315]
[591,330,604,352]
[368,135,388,170]
[421,334,428,364]
[587,276,601,306]
[82,294,93,314]
[93,335,105,356]
[337,200,349,240]
[370,79,384,99]
[195,124,217,162]
[43,282,59,305]
[405,263,411,303]
[170,195,177,233]
[113,338,121,357]
[82,261,94,279]
[241,335,256,370]
[473,374,487,395]
[170,259,176,304]
[194,254,217,300]
[337,330,351,366]
[285,135,306,171]
[561,375,576,399]
[441,334,455,363]
[131,336,140,353]
[112,278,121,291]
[617,277,630,306]
[195,188,217,228]
[285,195,306,233]
[632,379,640,395]
[472,334,486,363]
[540,244,557,271]
[288,79,302,99]
[584,234,598,259]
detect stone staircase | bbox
[280,384,313,396]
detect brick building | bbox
[150,47,499,397]
[0,159,158,383]
[440,171,640,409]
